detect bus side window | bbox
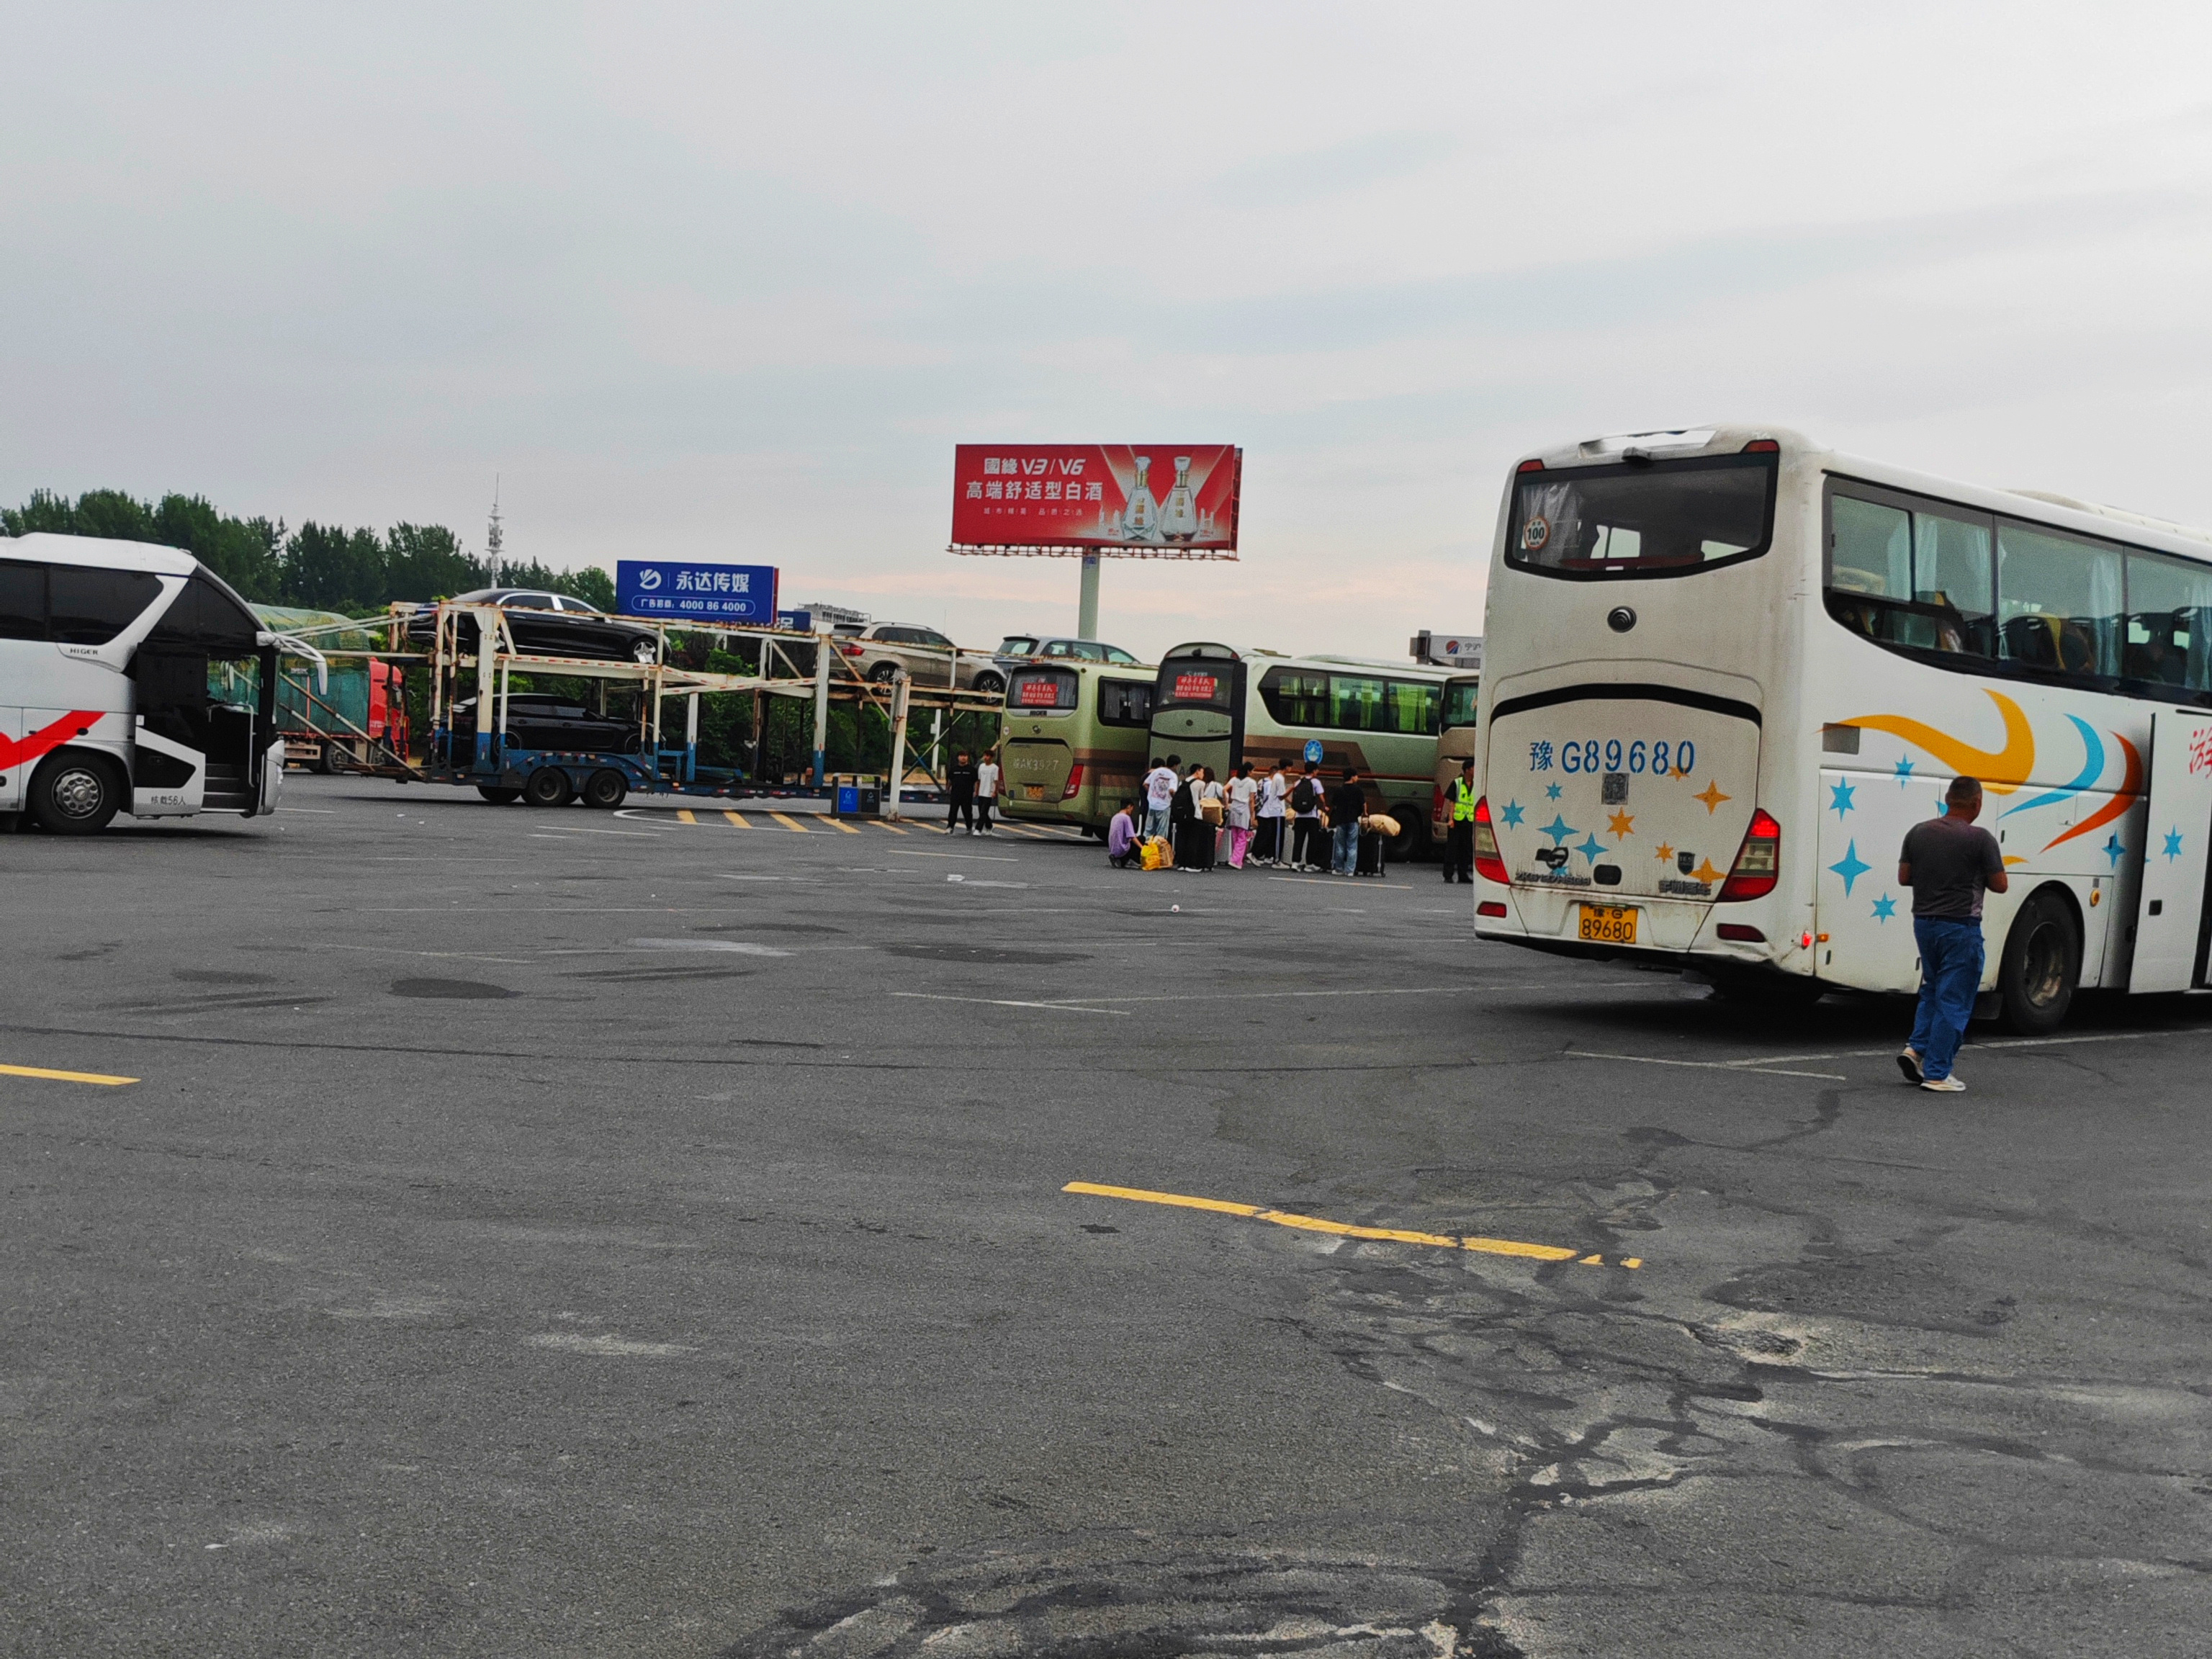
[1912,511,1994,657]
[48,566,163,645]
[1996,523,2121,678]
[2125,549,2212,691]
[0,559,45,639]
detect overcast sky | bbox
[6,3,2212,660]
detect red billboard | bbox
[952,444,1241,553]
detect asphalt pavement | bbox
[4,775,2211,1658]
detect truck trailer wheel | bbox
[476,785,523,804]
[28,750,122,834]
[582,770,628,809]
[523,768,574,808]
[1998,888,2080,1035]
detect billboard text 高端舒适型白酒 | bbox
[616,561,779,624]
[952,446,1240,551]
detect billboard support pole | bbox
[1077,551,1100,640]
[885,674,911,820]
[810,633,830,787]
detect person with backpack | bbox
[1289,762,1326,871]
[946,749,978,835]
[1326,767,1367,876]
[1254,759,1288,866]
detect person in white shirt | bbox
[1224,760,1260,869]
[975,750,1002,835]
[1254,760,1289,866]
[1141,757,1177,843]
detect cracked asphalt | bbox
[4,775,2211,1657]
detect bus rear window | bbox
[1158,663,1232,710]
[1008,668,1079,711]
[1509,453,1776,579]
[1097,678,1153,727]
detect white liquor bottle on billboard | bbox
[1120,455,1159,543]
[1158,455,1198,541]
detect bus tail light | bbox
[1432,783,1447,825]
[1516,458,1545,473]
[1061,763,1084,801]
[1741,438,1780,454]
[1478,900,1507,918]
[1717,808,1781,902]
[1473,796,1509,885]
[1716,922,1766,942]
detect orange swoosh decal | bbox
[1843,690,2035,794]
[2043,732,2140,851]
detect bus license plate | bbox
[1578,903,1637,945]
[1025,785,1047,801]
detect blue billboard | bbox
[616,560,779,624]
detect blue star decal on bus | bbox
[1545,782,1563,801]
[1498,800,1525,828]
[1871,893,1897,922]
[1894,756,1915,786]
[1829,778,1856,817]
[2103,832,2125,867]
[2164,827,2185,860]
[1575,834,1607,863]
[1828,840,1871,896]
[1539,814,1575,844]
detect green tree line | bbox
[1,487,614,614]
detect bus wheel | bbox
[28,750,122,834]
[476,785,523,804]
[1385,811,1425,863]
[1999,889,2080,1035]
[582,770,628,809]
[523,768,574,808]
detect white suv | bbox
[839,623,999,691]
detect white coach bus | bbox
[1470,426,2212,1032]
[1,534,289,832]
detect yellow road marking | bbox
[0,1062,138,1087]
[1062,1179,1633,1267]
[722,810,750,828]
[868,819,909,835]
[828,818,861,834]
[768,812,810,832]
[677,809,698,824]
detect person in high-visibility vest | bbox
[1443,758,1478,883]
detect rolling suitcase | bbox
[1355,825,1387,877]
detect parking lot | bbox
[7,778,2212,1657]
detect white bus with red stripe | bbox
[1,534,290,832]
[1471,426,2212,1030]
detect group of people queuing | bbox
[1106,755,1387,876]
[943,748,1002,835]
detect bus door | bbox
[130,647,211,815]
[2127,708,2212,993]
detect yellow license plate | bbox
[1025,784,1047,801]
[1578,903,1637,944]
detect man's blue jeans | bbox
[1332,821,1360,874]
[1910,916,1984,1081]
[1143,806,1170,842]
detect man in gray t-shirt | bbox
[1896,776,2008,1092]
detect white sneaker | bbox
[1920,1075,1965,1093]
